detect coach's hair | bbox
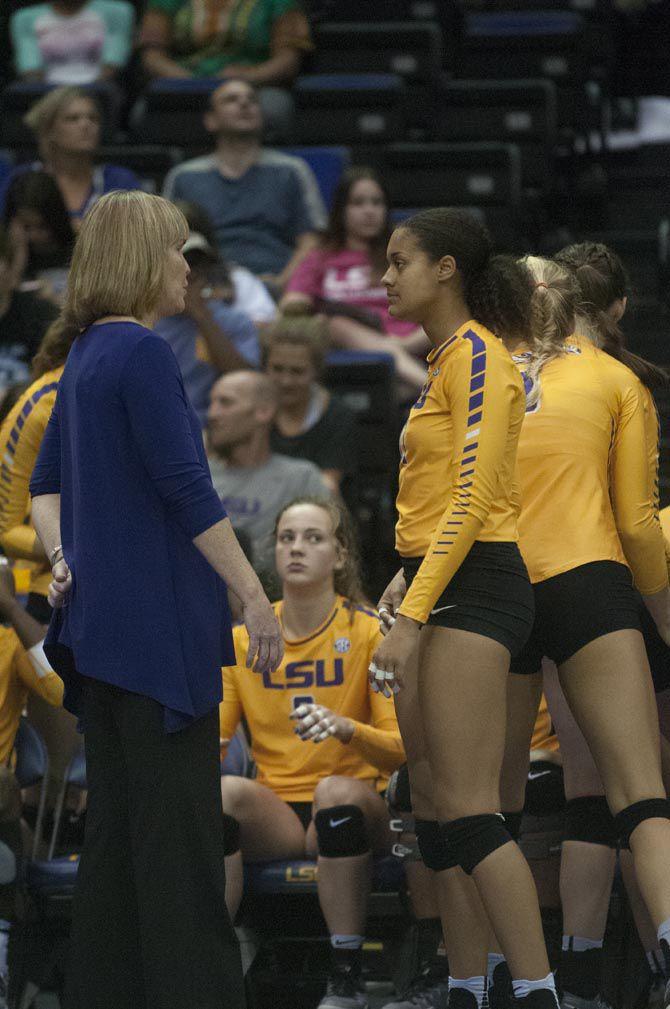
[521,255,576,406]
[274,497,366,611]
[399,208,533,343]
[261,316,329,378]
[555,241,668,389]
[59,191,187,340]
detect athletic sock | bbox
[448,975,486,1009]
[658,918,670,977]
[647,947,665,979]
[560,936,603,998]
[512,974,559,1004]
[331,935,364,975]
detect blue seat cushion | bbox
[245,855,404,896]
[26,855,79,896]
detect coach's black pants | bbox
[64,679,244,1009]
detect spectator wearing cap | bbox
[155,230,260,425]
[163,78,326,291]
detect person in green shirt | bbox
[139,0,311,138]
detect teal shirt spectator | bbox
[11,0,134,84]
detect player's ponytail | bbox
[555,241,668,390]
[274,497,368,618]
[521,256,576,407]
[400,207,533,343]
[31,315,79,379]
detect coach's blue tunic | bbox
[30,321,235,731]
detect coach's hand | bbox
[243,595,284,674]
[377,568,407,636]
[49,558,72,609]
[369,615,420,696]
[290,704,354,744]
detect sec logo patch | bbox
[334,637,351,654]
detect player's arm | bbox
[0,396,54,562]
[610,380,668,595]
[219,651,244,758]
[399,342,522,623]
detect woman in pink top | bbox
[281,167,427,392]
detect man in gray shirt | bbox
[207,370,330,591]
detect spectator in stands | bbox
[0,223,58,395]
[176,200,277,325]
[263,317,357,495]
[139,0,312,138]
[220,497,405,1009]
[163,79,326,289]
[207,370,329,589]
[10,0,134,86]
[0,557,63,1007]
[281,168,428,392]
[155,232,260,425]
[0,87,140,224]
[0,318,75,623]
[3,171,75,302]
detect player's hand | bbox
[369,614,420,696]
[377,568,407,636]
[290,703,354,744]
[48,558,72,609]
[243,594,284,674]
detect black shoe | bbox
[318,966,369,1009]
[490,962,513,1009]
[447,990,479,1009]
[515,991,559,1009]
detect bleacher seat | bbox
[129,78,219,148]
[0,81,120,151]
[96,144,184,194]
[312,21,443,130]
[459,10,604,137]
[280,145,350,208]
[293,74,405,145]
[434,79,557,191]
[13,717,49,860]
[359,142,523,248]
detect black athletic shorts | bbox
[637,592,670,694]
[402,541,534,658]
[289,801,313,830]
[511,561,641,675]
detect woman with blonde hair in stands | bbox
[0,86,139,224]
[29,189,282,1009]
[220,494,407,1009]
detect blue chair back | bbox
[13,717,48,789]
[221,730,252,778]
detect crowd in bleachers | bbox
[1,1,670,1007]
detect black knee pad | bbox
[314,805,369,858]
[387,764,413,813]
[441,813,512,875]
[564,796,617,848]
[614,798,670,849]
[415,819,458,871]
[222,813,241,856]
[502,810,523,843]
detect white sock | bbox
[647,948,664,977]
[448,975,486,1008]
[513,973,559,1002]
[561,935,603,952]
[657,916,670,949]
[331,934,364,950]
[487,953,506,985]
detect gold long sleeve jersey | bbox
[514,337,667,593]
[220,596,405,802]
[0,369,63,596]
[395,321,526,624]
